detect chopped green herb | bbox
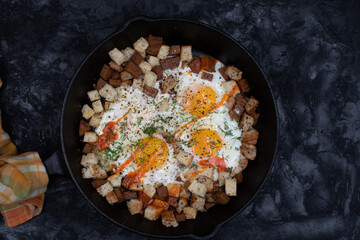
[143,125,157,136]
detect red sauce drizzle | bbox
[199,156,227,172]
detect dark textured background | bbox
[1,0,360,239]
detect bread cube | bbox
[127,199,143,215]
[133,37,149,53]
[167,183,182,198]
[176,151,193,167]
[144,206,162,221]
[147,56,160,67]
[225,96,236,110]
[179,189,190,200]
[132,78,143,91]
[83,131,97,142]
[108,174,122,187]
[129,182,143,191]
[139,61,152,74]
[143,71,157,88]
[161,210,179,228]
[87,90,100,101]
[218,171,230,187]
[223,80,238,94]
[80,153,98,167]
[245,96,259,114]
[99,83,117,101]
[198,165,214,179]
[143,184,156,198]
[188,180,207,198]
[81,104,95,120]
[180,45,192,62]
[176,197,188,213]
[242,128,259,145]
[97,182,113,197]
[225,178,237,196]
[157,45,170,59]
[183,207,197,219]
[109,61,123,72]
[225,65,242,81]
[183,166,198,182]
[81,165,107,179]
[190,194,205,211]
[197,176,213,192]
[108,48,125,65]
[239,113,254,131]
[239,157,248,170]
[157,99,169,112]
[122,47,135,61]
[120,71,133,81]
[89,113,103,128]
[240,144,257,160]
[106,191,119,205]
[92,100,104,113]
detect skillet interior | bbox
[61,18,278,238]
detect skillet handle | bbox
[44,139,68,175]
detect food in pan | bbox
[79,35,260,227]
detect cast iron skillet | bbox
[61,17,278,239]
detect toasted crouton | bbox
[146,35,162,55]
[161,210,179,227]
[81,104,95,120]
[198,166,214,179]
[161,75,177,94]
[225,65,242,81]
[131,78,143,91]
[120,71,133,81]
[143,84,158,98]
[239,113,254,131]
[81,165,107,179]
[239,157,248,170]
[108,174,122,187]
[183,166,198,182]
[99,84,117,101]
[97,182,113,197]
[190,194,206,211]
[144,71,157,88]
[225,96,236,110]
[108,48,125,66]
[176,151,193,166]
[238,79,250,93]
[229,110,240,121]
[157,45,170,59]
[131,51,143,65]
[79,119,90,136]
[99,64,114,80]
[147,55,160,67]
[89,113,103,128]
[91,179,107,189]
[87,90,100,101]
[223,80,238,94]
[218,171,230,187]
[160,56,180,70]
[235,172,243,183]
[240,144,257,160]
[83,131,97,143]
[176,197,188,213]
[80,153,98,167]
[144,206,162,221]
[133,37,149,53]
[183,207,197,219]
[156,185,169,198]
[127,199,143,215]
[139,61,152,74]
[108,79,122,88]
[169,45,181,56]
[200,56,216,72]
[197,176,213,192]
[188,180,207,198]
[122,47,135,61]
[157,99,169,112]
[225,178,237,196]
[213,191,230,205]
[180,45,192,62]
[125,61,142,78]
[144,184,156,198]
[92,100,104,113]
[245,96,259,114]
[129,182,143,191]
[106,191,119,205]
[167,184,182,198]
[242,128,259,145]
[109,61,123,72]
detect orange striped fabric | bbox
[0,110,49,227]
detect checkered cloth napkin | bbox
[0,108,49,227]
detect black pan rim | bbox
[60,15,279,239]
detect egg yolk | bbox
[134,136,169,171]
[191,129,223,157]
[183,86,216,117]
